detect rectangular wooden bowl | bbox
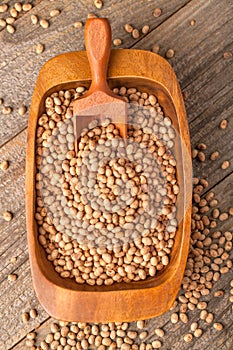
[26,49,192,323]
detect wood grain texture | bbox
[131,0,233,193]
[133,0,233,87]
[0,131,48,349]
[0,260,49,350]
[0,0,189,147]
[0,0,233,348]
[190,95,233,192]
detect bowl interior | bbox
[34,76,187,292]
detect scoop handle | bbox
[84,18,112,94]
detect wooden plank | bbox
[133,0,233,87]
[190,88,233,191]
[185,58,233,123]
[129,0,233,193]
[0,130,26,246]
[133,0,233,131]
[0,259,49,350]
[0,0,189,148]
[11,318,52,350]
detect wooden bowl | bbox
[26,49,192,323]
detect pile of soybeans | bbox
[35,86,180,286]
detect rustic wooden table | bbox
[0,0,232,349]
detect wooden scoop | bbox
[73,18,127,148]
